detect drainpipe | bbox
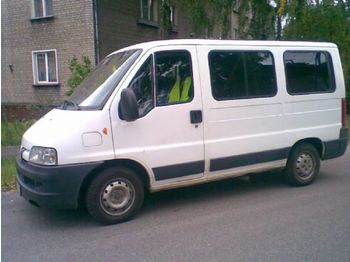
[92,0,100,65]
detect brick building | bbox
[1,0,191,118]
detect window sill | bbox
[137,19,159,29]
[30,15,55,22]
[33,83,60,88]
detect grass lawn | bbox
[1,120,34,146]
[1,157,17,191]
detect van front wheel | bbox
[285,143,320,186]
[85,167,144,224]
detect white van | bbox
[17,40,348,224]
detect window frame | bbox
[32,49,59,85]
[31,0,53,19]
[208,50,278,101]
[283,50,336,96]
[170,5,178,27]
[139,0,159,26]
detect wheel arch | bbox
[78,158,152,207]
[289,137,324,159]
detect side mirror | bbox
[118,88,139,121]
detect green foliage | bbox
[248,0,275,39]
[181,0,240,38]
[1,120,34,146]
[283,0,350,111]
[67,56,92,96]
[180,0,213,37]
[211,0,236,39]
[180,0,275,39]
[1,157,17,191]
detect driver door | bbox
[110,46,205,186]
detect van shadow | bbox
[28,170,331,227]
[142,171,286,208]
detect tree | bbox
[66,56,93,96]
[180,0,275,39]
[180,0,225,38]
[248,0,276,40]
[276,0,287,39]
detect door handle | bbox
[190,110,202,124]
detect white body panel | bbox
[197,46,285,177]
[278,47,345,148]
[22,109,114,165]
[21,40,346,192]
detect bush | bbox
[66,56,92,96]
[1,120,34,146]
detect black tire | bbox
[85,167,144,225]
[284,143,320,186]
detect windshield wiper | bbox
[58,100,80,110]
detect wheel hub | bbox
[101,180,135,215]
[296,153,314,179]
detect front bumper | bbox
[16,156,102,209]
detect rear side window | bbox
[209,51,277,100]
[284,51,335,95]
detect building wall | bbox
[1,0,96,106]
[97,0,191,59]
[1,0,192,111]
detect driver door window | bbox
[127,50,194,118]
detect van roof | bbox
[114,39,337,54]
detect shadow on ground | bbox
[14,171,293,228]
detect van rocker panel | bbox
[153,160,205,181]
[210,147,291,172]
[16,156,102,209]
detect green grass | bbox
[1,157,17,191]
[1,120,34,146]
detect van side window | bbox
[155,50,194,106]
[127,56,154,117]
[209,51,277,100]
[284,51,335,94]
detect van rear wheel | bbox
[285,143,320,186]
[85,167,144,224]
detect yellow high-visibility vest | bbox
[168,76,192,103]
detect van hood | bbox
[21,108,114,165]
[22,109,87,148]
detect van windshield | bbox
[68,49,142,109]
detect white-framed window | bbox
[31,0,53,19]
[140,0,158,22]
[32,49,58,85]
[170,5,178,26]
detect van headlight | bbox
[29,146,57,166]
